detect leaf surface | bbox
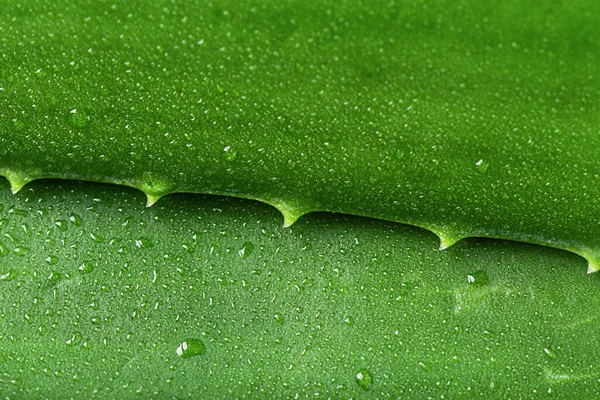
[2,1,600,398]
[1,0,600,267]
[1,179,599,398]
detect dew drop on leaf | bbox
[68,213,83,227]
[70,109,90,127]
[0,268,17,282]
[355,369,373,391]
[274,313,284,325]
[475,159,489,174]
[78,262,94,275]
[224,148,237,162]
[543,347,556,359]
[89,299,99,310]
[176,338,206,358]
[302,243,312,251]
[13,246,30,256]
[54,220,68,232]
[47,270,62,284]
[89,233,105,243]
[238,242,254,258]
[467,270,489,286]
[66,332,82,346]
[135,237,153,249]
[45,256,58,265]
[21,224,31,236]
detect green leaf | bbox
[1,179,599,398]
[2,0,600,398]
[1,0,600,267]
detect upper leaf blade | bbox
[1,0,600,266]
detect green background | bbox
[1,0,600,397]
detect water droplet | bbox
[223,146,237,161]
[66,331,83,346]
[466,270,489,286]
[78,262,94,275]
[181,243,195,253]
[355,369,373,391]
[12,119,25,130]
[47,270,62,284]
[89,299,100,310]
[0,269,17,282]
[475,159,489,174]
[543,347,556,359]
[54,220,68,232]
[13,246,30,256]
[69,213,83,226]
[70,110,90,127]
[45,255,58,265]
[274,313,284,325]
[176,338,206,358]
[89,233,105,243]
[135,237,153,249]
[238,242,254,259]
[34,68,46,79]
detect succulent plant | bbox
[1,0,599,397]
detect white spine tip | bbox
[145,194,162,207]
[8,179,26,195]
[282,215,297,228]
[273,202,305,229]
[583,255,600,274]
[437,234,462,251]
[439,240,455,251]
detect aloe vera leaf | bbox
[1,0,599,270]
[1,179,599,398]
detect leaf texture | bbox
[1,0,600,269]
[1,179,599,398]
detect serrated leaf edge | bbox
[1,172,595,274]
